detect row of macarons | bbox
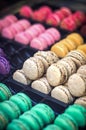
[0,83,86,130]
[19,5,86,31]
[5,103,86,130]
[1,18,61,49]
[0,48,10,75]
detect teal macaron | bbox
[7,119,30,130]
[9,92,32,113]
[0,83,12,101]
[0,100,21,121]
[43,124,63,130]
[31,103,55,124]
[0,111,9,130]
[65,104,86,127]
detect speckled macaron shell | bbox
[68,73,86,97]
[77,65,86,76]
[51,85,73,103]
[46,63,68,86]
[13,69,31,85]
[74,96,86,108]
[31,77,51,94]
[23,57,44,80]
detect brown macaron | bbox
[51,85,73,103]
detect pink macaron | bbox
[46,13,60,26]
[4,15,18,23]
[2,27,14,39]
[19,5,33,18]
[61,17,77,31]
[17,19,31,30]
[54,10,65,20]
[30,37,47,50]
[15,32,29,45]
[46,28,61,41]
[39,6,52,15]
[60,7,72,17]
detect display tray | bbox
[0,1,86,130]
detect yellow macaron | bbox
[77,44,86,54]
[67,33,84,47]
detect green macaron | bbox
[54,114,78,130]
[43,124,63,130]
[7,119,30,130]
[22,110,44,129]
[65,105,86,127]
[0,83,12,101]
[9,92,32,113]
[19,112,41,130]
[31,103,55,124]
[0,111,9,130]
[0,100,21,121]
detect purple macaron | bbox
[0,56,10,75]
[0,48,6,57]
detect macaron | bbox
[7,119,30,130]
[77,44,86,54]
[51,43,69,58]
[31,103,55,124]
[31,77,51,94]
[54,113,78,130]
[19,5,33,18]
[60,7,72,17]
[51,85,73,103]
[46,63,68,86]
[13,69,31,85]
[23,57,45,80]
[54,10,65,20]
[77,64,86,76]
[74,96,86,108]
[10,92,32,113]
[0,83,12,102]
[67,33,84,46]
[65,104,86,126]
[68,73,86,97]
[0,56,10,75]
[43,124,63,130]
[0,100,21,121]
[0,111,9,130]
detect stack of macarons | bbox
[68,64,86,97]
[2,19,31,39]
[61,11,86,31]
[13,51,59,84]
[7,103,55,130]
[51,33,84,58]
[46,7,72,26]
[0,83,12,102]
[30,28,61,50]
[15,24,45,45]
[0,92,32,130]
[0,15,18,32]
[0,48,10,75]
[47,50,86,87]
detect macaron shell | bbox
[43,124,63,130]
[74,96,86,108]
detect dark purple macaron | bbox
[0,56,10,75]
[0,48,6,57]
